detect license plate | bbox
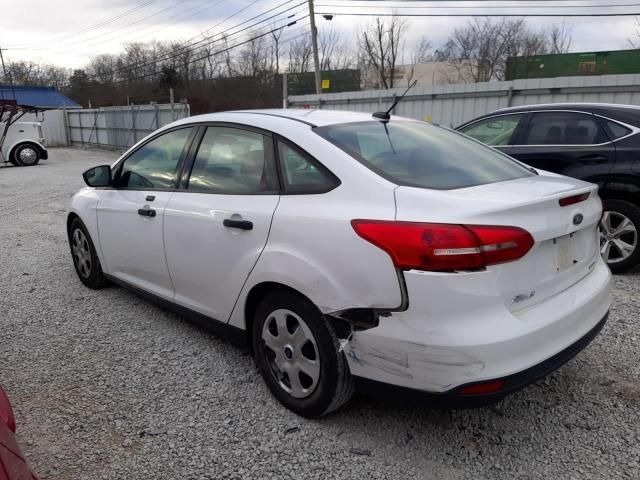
[555,234,574,272]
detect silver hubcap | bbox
[599,210,638,264]
[19,147,37,164]
[72,229,92,278]
[261,309,320,399]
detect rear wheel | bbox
[252,290,354,417]
[13,144,40,166]
[68,218,109,289]
[600,199,640,274]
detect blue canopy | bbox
[0,85,80,109]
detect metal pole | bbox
[282,72,288,109]
[308,0,321,96]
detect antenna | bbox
[372,80,417,121]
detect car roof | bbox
[495,102,640,114]
[459,102,640,128]
[182,109,407,127]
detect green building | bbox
[506,49,640,80]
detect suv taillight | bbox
[351,220,534,272]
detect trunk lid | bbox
[394,173,602,311]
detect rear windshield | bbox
[315,120,533,190]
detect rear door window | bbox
[459,114,524,146]
[602,119,632,140]
[316,121,532,190]
[277,140,339,194]
[522,112,607,145]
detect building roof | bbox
[0,85,80,109]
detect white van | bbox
[1,120,48,166]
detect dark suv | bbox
[457,103,640,273]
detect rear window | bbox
[315,121,532,190]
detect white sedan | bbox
[67,109,611,417]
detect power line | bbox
[10,0,212,52]
[71,17,306,88]
[317,2,640,9]
[2,0,160,49]
[38,0,233,57]
[315,10,640,16]
[80,2,307,82]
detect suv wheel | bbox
[600,199,640,274]
[252,290,354,417]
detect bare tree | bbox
[405,36,432,86]
[629,17,640,48]
[359,16,407,89]
[287,34,313,73]
[319,27,355,71]
[441,18,549,83]
[236,31,269,78]
[548,22,573,54]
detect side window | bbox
[186,127,278,194]
[523,112,607,145]
[277,140,339,194]
[603,119,632,140]
[459,114,524,146]
[115,127,193,189]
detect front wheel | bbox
[68,218,109,289]
[14,144,41,166]
[252,291,354,417]
[600,199,640,274]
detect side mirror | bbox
[83,165,112,187]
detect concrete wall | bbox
[288,74,640,128]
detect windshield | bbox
[316,120,533,190]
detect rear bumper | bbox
[354,311,608,407]
[344,258,612,397]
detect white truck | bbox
[0,100,48,167]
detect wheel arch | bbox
[243,281,318,354]
[598,182,640,207]
[9,141,47,162]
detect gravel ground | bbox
[1,147,639,480]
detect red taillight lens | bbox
[458,379,505,395]
[351,220,534,272]
[0,387,16,433]
[559,192,590,207]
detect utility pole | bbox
[308,0,321,95]
[0,47,17,101]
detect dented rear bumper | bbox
[343,258,611,399]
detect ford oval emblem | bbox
[573,213,584,226]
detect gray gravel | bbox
[1,147,639,480]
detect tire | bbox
[13,144,40,166]
[252,290,354,417]
[68,218,109,289]
[600,199,640,274]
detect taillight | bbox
[458,379,505,395]
[0,387,16,433]
[559,192,590,207]
[351,220,534,272]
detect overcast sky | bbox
[0,0,638,69]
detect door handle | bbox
[223,218,253,230]
[579,155,608,165]
[138,208,156,217]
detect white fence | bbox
[287,74,640,127]
[66,103,190,148]
[23,103,189,148]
